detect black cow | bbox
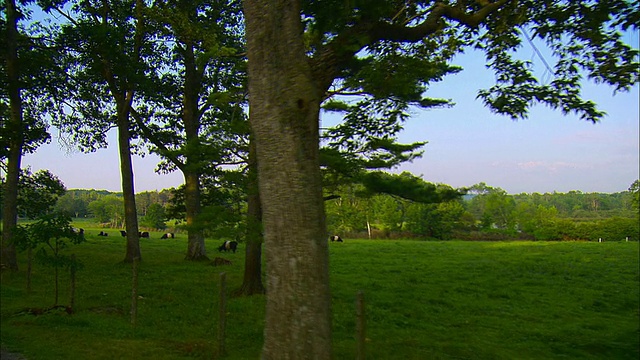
[73,228,85,237]
[98,231,108,237]
[218,240,238,253]
[329,235,343,242]
[120,230,149,238]
[160,232,175,239]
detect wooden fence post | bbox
[356,290,366,360]
[218,272,227,357]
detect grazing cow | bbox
[160,232,175,239]
[329,235,343,242]
[121,230,149,238]
[73,228,85,236]
[98,231,108,237]
[218,240,238,253]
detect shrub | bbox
[533,218,576,241]
[597,217,639,241]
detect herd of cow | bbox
[95,230,175,239]
[215,236,342,253]
[89,231,344,254]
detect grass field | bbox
[1,226,638,359]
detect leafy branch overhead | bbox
[304,0,638,123]
[314,0,637,203]
[358,171,463,203]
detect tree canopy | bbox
[303,0,638,122]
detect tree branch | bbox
[130,108,186,171]
[312,0,512,90]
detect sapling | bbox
[27,212,85,306]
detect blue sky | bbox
[21,35,639,195]
[387,47,640,194]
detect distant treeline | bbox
[54,189,176,229]
[53,184,639,242]
[325,183,639,242]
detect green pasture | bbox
[1,226,638,359]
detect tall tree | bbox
[245,0,331,357]
[52,0,154,262]
[1,0,25,271]
[1,0,63,270]
[134,0,246,261]
[244,0,638,357]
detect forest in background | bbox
[46,179,639,242]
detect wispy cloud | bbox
[517,161,589,172]
[555,129,639,148]
[491,160,593,172]
[517,161,545,170]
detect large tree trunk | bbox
[182,39,208,261]
[244,0,332,358]
[1,0,24,271]
[235,137,265,295]
[117,101,141,263]
[184,170,208,260]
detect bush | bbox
[560,217,638,241]
[451,229,522,241]
[597,217,639,241]
[533,218,576,241]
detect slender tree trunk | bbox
[1,0,23,271]
[245,0,332,358]
[117,106,141,263]
[235,137,265,295]
[92,0,145,263]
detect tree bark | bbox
[184,170,208,260]
[117,103,141,263]
[182,38,208,261]
[235,136,265,295]
[1,0,24,271]
[244,0,332,358]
